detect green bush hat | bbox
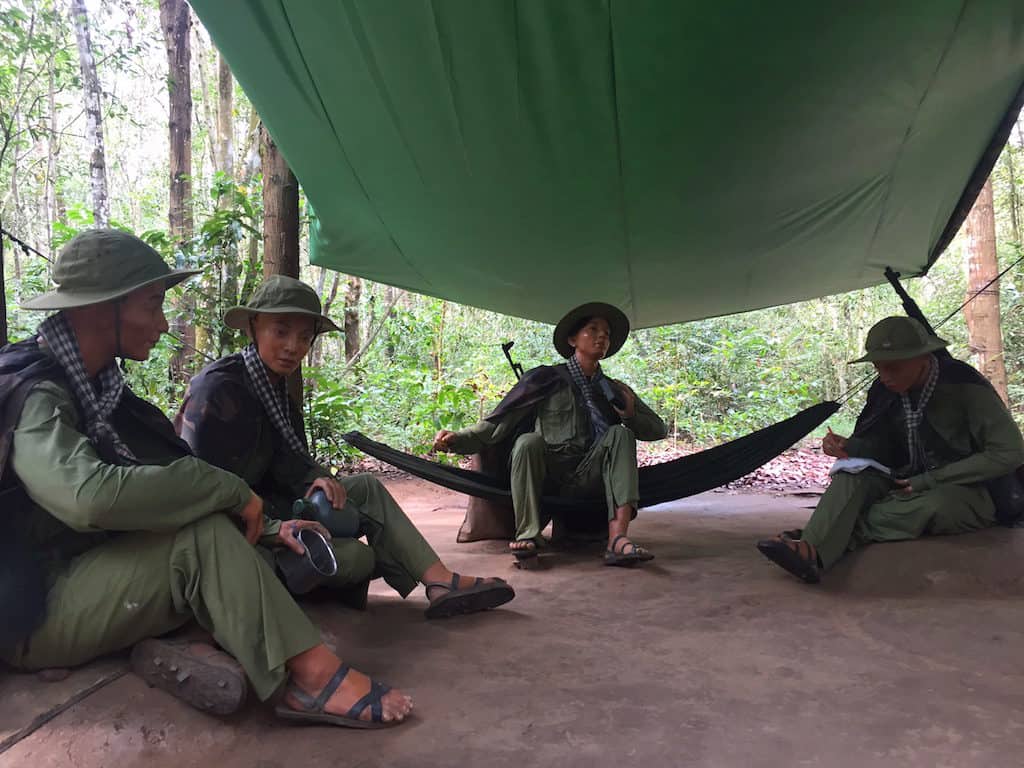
[21,229,200,311]
[849,316,949,363]
[223,275,341,334]
[553,301,630,359]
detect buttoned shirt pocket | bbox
[536,387,584,448]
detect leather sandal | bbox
[604,535,655,567]
[424,573,515,619]
[756,536,821,584]
[275,663,400,729]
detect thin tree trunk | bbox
[259,122,302,402]
[161,0,194,382]
[192,25,218,174]
[46,48,60,250]
[218,54,234,179]
[69,0,109,227]
[1,232,8,347]
[343,276,362,362]
[9,171,22,281]
[1004,148,1020,246]
[964,177,1008,403]
[260,123,299,279]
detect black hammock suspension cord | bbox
[0,226,215,363]
[835,250,1024,408]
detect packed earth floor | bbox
[2,475,1022,768]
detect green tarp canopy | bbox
[193,1,1024,328]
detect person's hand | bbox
[611,381,637,419]
[306,476,346,509]
[893,478,913,495]
[237,492,265,544]
[822,427,849,459]
[276,519,332,554]
[433,429,457,452]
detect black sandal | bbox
[604,535,655,567]
[756,536,821,584]
[274,663,401,729]
[424,573,515,619]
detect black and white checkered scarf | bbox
[900,354,940,473]
[37,313,137,464]
[566,353,611,443]
[241,343,306,454]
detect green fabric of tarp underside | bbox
[193,1,1024,328]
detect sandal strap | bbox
[424,572,462,600]
[609,535,636,555]
[286,662,352,714]
[346,680,392,723]
[313,662,352,712]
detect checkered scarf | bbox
[900,354,940,473]
[566,353,611,443]
[241,343,306,454]
[37,313,137,464]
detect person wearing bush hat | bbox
[434,301,668,568]
[177,274,515,620]
[0,229,414,728]
[757,315,1024,584]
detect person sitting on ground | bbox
[175,275,514,619]
[0,229,413,728]
[433,302,668,566]
[757,315,1024,583]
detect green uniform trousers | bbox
[802,471,997,569]
[1,514,323,701]
[510,424,640,541]
[303,473,439,598]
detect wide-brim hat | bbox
[553,302,630,359]
[850,316,949,363]
[224,274,341,334]
[21,229,200,310]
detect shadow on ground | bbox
[2,479,1023,768]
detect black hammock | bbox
[342,401,838,512]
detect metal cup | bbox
[274,529,338,595]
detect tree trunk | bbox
[218,54,234,179]
[343,276,362,361]
[1004,147,1020,246]
[259,123,300,279]
[1,232,8,347]
[259,122,302,403]
[964,177,1008,403]
[69,0,109,227]
[46,47,60,250]
[161,0,194,383]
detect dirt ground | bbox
[2,477,1023,768]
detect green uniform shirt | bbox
[843,375,1024,492]
[12,380,252,565]
[449,379,667,456]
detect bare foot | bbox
[287,663,413,725]
[508,539,537,553]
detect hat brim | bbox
[849,336,949,363]
[20,269,201,311]
[553,302,630,359]
[224,305,342,334]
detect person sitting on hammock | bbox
[433,302,668,566]
[757,316,1024,583]
[176,276,514,619]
